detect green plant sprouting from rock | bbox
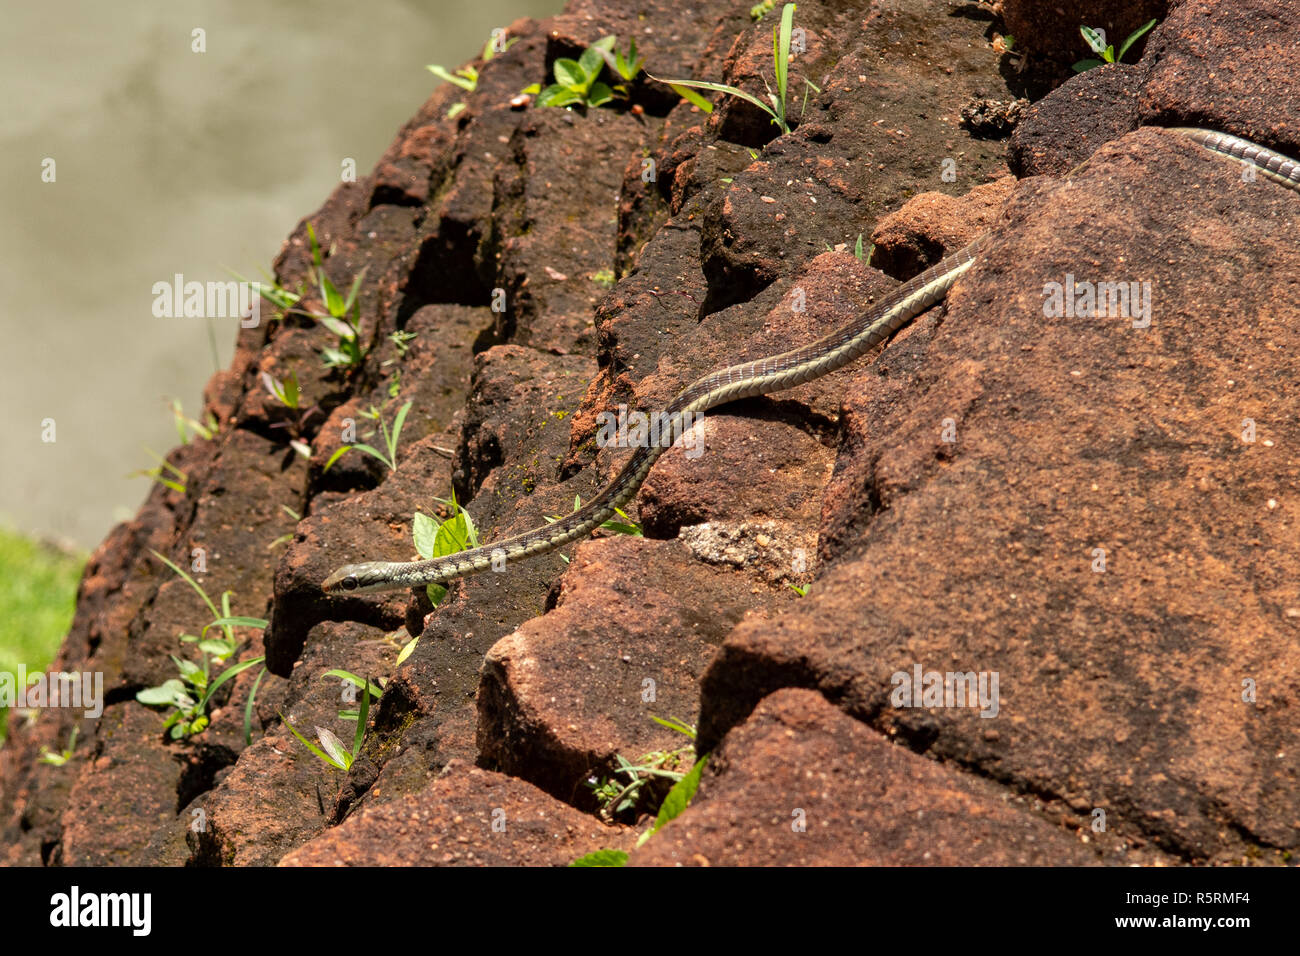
[651,3,819,136]
[1073,19,1157,72]
[135,551,267,742]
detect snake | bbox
[322,127,1300,595]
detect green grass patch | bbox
[0,527,85,742]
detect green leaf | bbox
[341,267,368,319]
[307,222,323,269]
[426,64,476,91]
[578,45,606,82]
[665,82,713,113]
[426,582,448,607]
[553,58,586,91]
[197,638,233,657]
[1080,25,1108,56]
[413,511,440,560]
[569,849,629,867]
[243,666,266,746]
[136,680,187,706]
[854,233,864,260]
[637,754,708,847]
[352,680,371,755]
[649,715,697,740]
[1116,19,1157,62]
[1072,58,1105,73]
[174,657,204,681]
[433,512,474,557]
[537,84,574,107]
[587,82,614,108]
[316,314,355,340]
[202,656,266,707]
[648,75,776,125]
[318,267,345,317]
[201,616,268,639]
[521,82,542,95]
[397,634,420,666]
[322,446,350,472]
[317,727,353,770]
[321,670,385,699]
[348,443,394,469]
[775,2,795,107]
[388,400,413,460]
[282,715,347,770]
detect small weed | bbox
[171,399,218,444]
[38,726,78,766]
[412,492,480,606]
[261,370,300,410]
[428,32,519,119]
[282,680,371,772]
[388,330,418,356]
[651,3,819,136]
[323,399,413,474]
[602,36,645,84]
[129,447,187,495]
[1073,19,1157,72]
[823,234,869,260]
[225,267,302,321]
[536,35,642,109]
[135,550,268,741]
[788,583,807,596]
[426,64,479,92]
[236,225,369,370]
[750,0,776,21]
[304,224,369,370]
[320,669,385,721]
[590,268,616,288]
[571,717,708,866]
[586,716,695,823]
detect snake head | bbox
[321,562,402,595]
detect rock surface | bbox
[2,0,1297,866]
[632,689,1101,866]
[279,760,631,866]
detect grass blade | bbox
[1117,18,1157,61]
[353,680,371,755]
[281,713,346,770]
[149,549,219,620]
[646,75,777,123]
[243,666,266,745]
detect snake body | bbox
[323,127,1299,595]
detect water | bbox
[0,0,563,549]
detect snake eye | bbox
[341,575,359,592]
